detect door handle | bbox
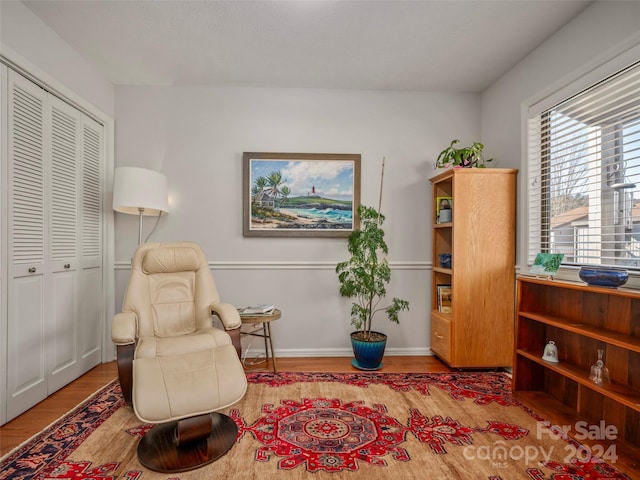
[64,264,71,269]
[28,267,36,273]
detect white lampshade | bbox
[112,167,169,216]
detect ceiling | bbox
[22,0,592,93]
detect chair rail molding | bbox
[115,260,430,271]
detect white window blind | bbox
[527,61,640,270]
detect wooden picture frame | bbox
[436,196,453,224]
[436,196,453,215]
[243,152,361,237]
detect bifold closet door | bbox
[47,95,81,394]
[6,71,49,420]
[5,71,103,422]
[78,116,103,372]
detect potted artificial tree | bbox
[336,160,409,370]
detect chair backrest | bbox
[122,242,221,338]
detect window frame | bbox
[521,42,640,288]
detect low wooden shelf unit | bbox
[513,275,640,476]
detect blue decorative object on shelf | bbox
[438,253,452,269]
[578,267,628,287]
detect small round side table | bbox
[239,308,281,373]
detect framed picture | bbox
[243,152,361,237]
[436,196,453,223]
[530,253,565,276]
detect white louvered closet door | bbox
[47,95,81,393]
[7,71,48,419]
[79,116,103,371]
[5,70,104,422]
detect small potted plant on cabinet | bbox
[435,139,493,169]
[336,204,409,370]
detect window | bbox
[527,61,640,271]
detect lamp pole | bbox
[138,207,145,245]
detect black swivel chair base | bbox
[137,412,238,473]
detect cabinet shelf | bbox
[516,349,640,411]
[517,274,640,299]
[432,267,452,275]
[431,309,452,320]
[518,311,640,353]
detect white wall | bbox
[11,0,637,360]
[114,86,481,356]
[0,1,115,117]
[481,0,640,267]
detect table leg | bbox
[261,323,269,368]
[266,322,277,373]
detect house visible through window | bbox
[527,61,640,271]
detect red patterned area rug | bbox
[0,372,631,480]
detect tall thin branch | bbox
[377,157,385,225]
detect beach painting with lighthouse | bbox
[243,152,361,237]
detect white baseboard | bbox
[243,347,433,358]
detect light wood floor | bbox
[0,356,451,457]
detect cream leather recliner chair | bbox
[111,241,247,473]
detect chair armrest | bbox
[210,302,242,330]
[112,311,137,345]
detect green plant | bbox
[336,204,409,341]
[435,139,493,169]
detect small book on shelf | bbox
[437,285,452,313]
[238,304,275,315]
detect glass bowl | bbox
[578,266,628,287]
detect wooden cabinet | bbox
[514,276,640,472]
[429,168,517,368]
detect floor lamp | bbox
[112,167,169,245]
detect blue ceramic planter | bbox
[350,332,386,370]
[579,267,628,287]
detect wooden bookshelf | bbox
[514,276,640,476]
[429,168,517,368]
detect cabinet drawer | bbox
[431,315,451,362]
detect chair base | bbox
[137,412,238,473]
